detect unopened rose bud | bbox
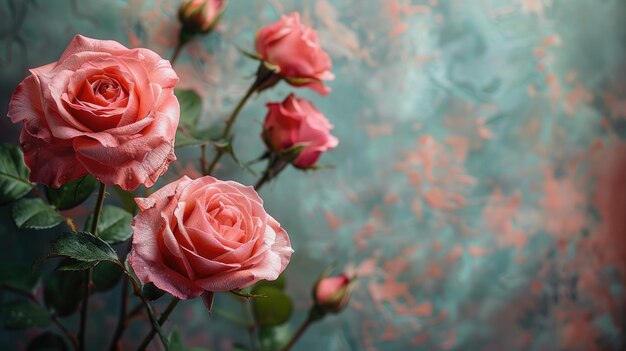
[178,0,225,35]
[313,273,355,314]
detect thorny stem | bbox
[135,297,181,351]
[78,182,106,351]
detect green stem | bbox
[121,269,170,350]
[279,318,314,351]
[107,267,130,351]
[78,182,106,351]
[205,83,257,175]
[254,169,271,190]
[240,298,260,351]
[170,42,183,66]
[135,297,181,351]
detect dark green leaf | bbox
[44,270,84,316]
[27,332,68,351]
[0,263,40,292]
[0,143,32,205]
[259,324,292,351]
[252,286,293,327]
[12,198,63,230]
[49,231,120,264]
[84,205,133,244]
[56,258,97,271]
[168,328,210,351]
[142,282,166,301]
[45,175,97,210]
[92,261,122,293]
[2,300,51,329]
[232,344,249,351]
[112,186,137,214]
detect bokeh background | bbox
[1,0,625,350]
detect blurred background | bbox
[1,0,625,350]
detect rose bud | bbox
[129,175,293,299]
[313,273,355,314]
[255,12,334,95]
[7,35,179,190]
[178,0,225,35]
[262,94,338,169]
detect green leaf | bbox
[112,186,137,214]
[92,261,122,293]
[2,300,51,329]
[56,258,97,271]
[12,198,63,230]
[45,175,97,210]
[175,125,222,148]
[142,282,166,301]
[27,332,68,351]
[259,324,292,351]
[252,286,293,327]
[0,263,40,292]
[176,89,202,128]
[0,143,32,205]
[84,205,133,244]
[168,328,210,351]
[49,231,120,264]
[44,270,84,316]
[252,274,286,291]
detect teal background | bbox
[1,0,625,350]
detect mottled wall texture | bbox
[1,0,625,350]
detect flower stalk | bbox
[77,182,106,351]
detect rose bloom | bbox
[179,0,225,33]
[255,12,334,95]
[7,35,179,190]
[314,273,354,313]
[129,175,293,299]
[263,93,338,169]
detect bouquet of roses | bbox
[0,1,355,350]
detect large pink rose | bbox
[129,175,293,299]
[263,93,338,169]
[7,35,179,190]
[179,0,225,33]
[255,12,334,95]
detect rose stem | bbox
[107,276,129,351]
[78,182,106,351]
[205,64,276,176]
[120,269,171,350]
[279,317,314,351]
[107,242,132,351]
[0,285,79,350]
[135,297,181,351]
[240,297,260,351]
[170,40,184,66]
[205,82,256,175]
[254,169,271,190]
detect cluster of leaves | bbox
[0,143,134,349]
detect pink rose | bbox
[7,35,179,190]
[314,273,354,313]
[129,175,293,299]
[263,94,338,169]
[179,0,225,33]
[255,12,334,95]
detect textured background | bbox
[1,0,625,350]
